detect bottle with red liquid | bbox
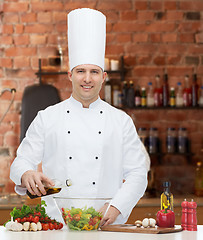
[187,199,197,231]
[183,75,192,107]
[154,75,163,107]
[191,74,199,107]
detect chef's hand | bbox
[21,170,54,197]
[100,205,121,227]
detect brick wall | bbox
[0,0,203,194]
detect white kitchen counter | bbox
[0,225,203,240]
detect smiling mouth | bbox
[81,85,93,89]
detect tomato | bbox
[44,216,51,223]
[26,215,33,222]
[15,218,21,223]
[32,216,39,223]
[35,212,41,216]
[42,223,49,231]
[54,222,59,230]
[21,217,27,223]
[58,223,63,230]
[73,214,80,221]
[49,223,54,230]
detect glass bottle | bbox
[149,127,159,154]
[183,75,192,107]
[195,161,203,197]
[199,86,203,107]
[170,87,176,107]
[166,127,177,153]
[138,127,148,151]
[191,74,199,107]
[178,127,188,154]
[104,75,112,105]
[113,85,121,107]
[27,179,72,199]
[135,85,141,107]
[141,87,147,107]
[126,81,135,108]
[147,82,154,107]
[154,75,163,107]
[163,73,169,107]
[121,81,128,108]
[161,181,174,211]
[176,82,184,107]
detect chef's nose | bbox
[84,71,91,83]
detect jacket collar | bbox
[69,95,101,109]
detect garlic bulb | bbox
[5,217,14,231]
[11,220,23,231]
[23,222,30,231]
[37,222,42,231]
[30,223,38,232]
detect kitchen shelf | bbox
[124,106,203,110]
[35,56,126,84]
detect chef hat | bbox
[67,8,106,71]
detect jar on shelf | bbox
[178,127,188,153]
[166,127,177,153]
[149,127,159,154]
[138,127,148,151]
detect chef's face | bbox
[68,64,107,108]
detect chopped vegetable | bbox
[62,206,102,231]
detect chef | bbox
[10,8,150,226]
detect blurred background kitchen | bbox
[0,0,203,223]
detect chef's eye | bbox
[77,69,85,73]
[91,70,99,74]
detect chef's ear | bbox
[102,71,107,83]
[68,71,72,82]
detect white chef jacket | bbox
[10,96,150,224]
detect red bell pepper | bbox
[156,209,175,228]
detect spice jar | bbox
[178,127,188,153]
[138,127,148,151]
[166,127,177,153]
[149,127,159,154]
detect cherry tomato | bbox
[26,215,33,222]
[35,212,41,216]
[44,216,51,223]
[49,223,54,230]
[32,216,39,223]
[54,222,59,230]
[42,223,49,231]
[15,218,21,223]
[21,217,27,223]
[58,223,63,230]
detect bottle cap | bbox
[163,181,171,188]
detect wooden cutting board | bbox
[100,224,183,234]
